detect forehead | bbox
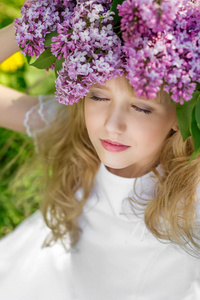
[90,74,171,105]
[92,75,134,95]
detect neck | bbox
[106,165,150,179]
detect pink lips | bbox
[100,139,130,152]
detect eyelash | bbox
[90,96,151,115]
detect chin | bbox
[101,157,132,170]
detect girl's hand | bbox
[0,0,31,64]
[23,0,30,6]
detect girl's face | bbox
[84,75,178,178]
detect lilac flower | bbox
[163,0,200,103]
[54,0,124,105]
[78,0,112,9]
[118,0,200,103]
[118,0,185,36]
[14,0,74,58]
[15,0,200,105]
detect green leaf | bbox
[54,57,65,78]
[44,31,59,47]
[195,82,200,91]
[176,90,200,141]
[190,107,200,152]
[30,49,56,69]
[26,53,31,64]
[195,95,200,130]
[188,149,200,162]
[110,0,125,23]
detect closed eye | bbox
[90,96,109,101]
[90,96,151,114]
[132,105,151,115]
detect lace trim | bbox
[23,95,63,152]
[38,96,49,126]
[24,95,60,135]
[23,104,38,137]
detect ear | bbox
[172,120,179,132]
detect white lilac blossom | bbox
[15,0,200,105]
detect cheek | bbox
[132,116,172,148]
[84,102,100,137]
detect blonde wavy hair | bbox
[36,98,100,248]
[130,132,200,257]
[35,87,200,256]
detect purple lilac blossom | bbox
[78,0,112,9]
[14,0,75,58]
[118,0,200,104]
[118,0,171,99]
[54,0,124,105]
[163,1,200,104]
[14,0,200,105]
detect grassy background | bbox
[0,0,56,237]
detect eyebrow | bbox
[91,83,136,96]
[91,84,110,91]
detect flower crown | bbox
[14,0,200,159]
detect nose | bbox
[104,105,126,134]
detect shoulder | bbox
[24,95,67,136]
[37,95,67,124]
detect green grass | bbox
[0,128,39,237]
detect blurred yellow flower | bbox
[0,52,25,72]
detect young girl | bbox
[0,1,200,299]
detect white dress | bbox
[0,96,200,300]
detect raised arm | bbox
[0,0,30,63]
[0,8,38,133]
[0,23,19,64]
[0,85,38,133]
